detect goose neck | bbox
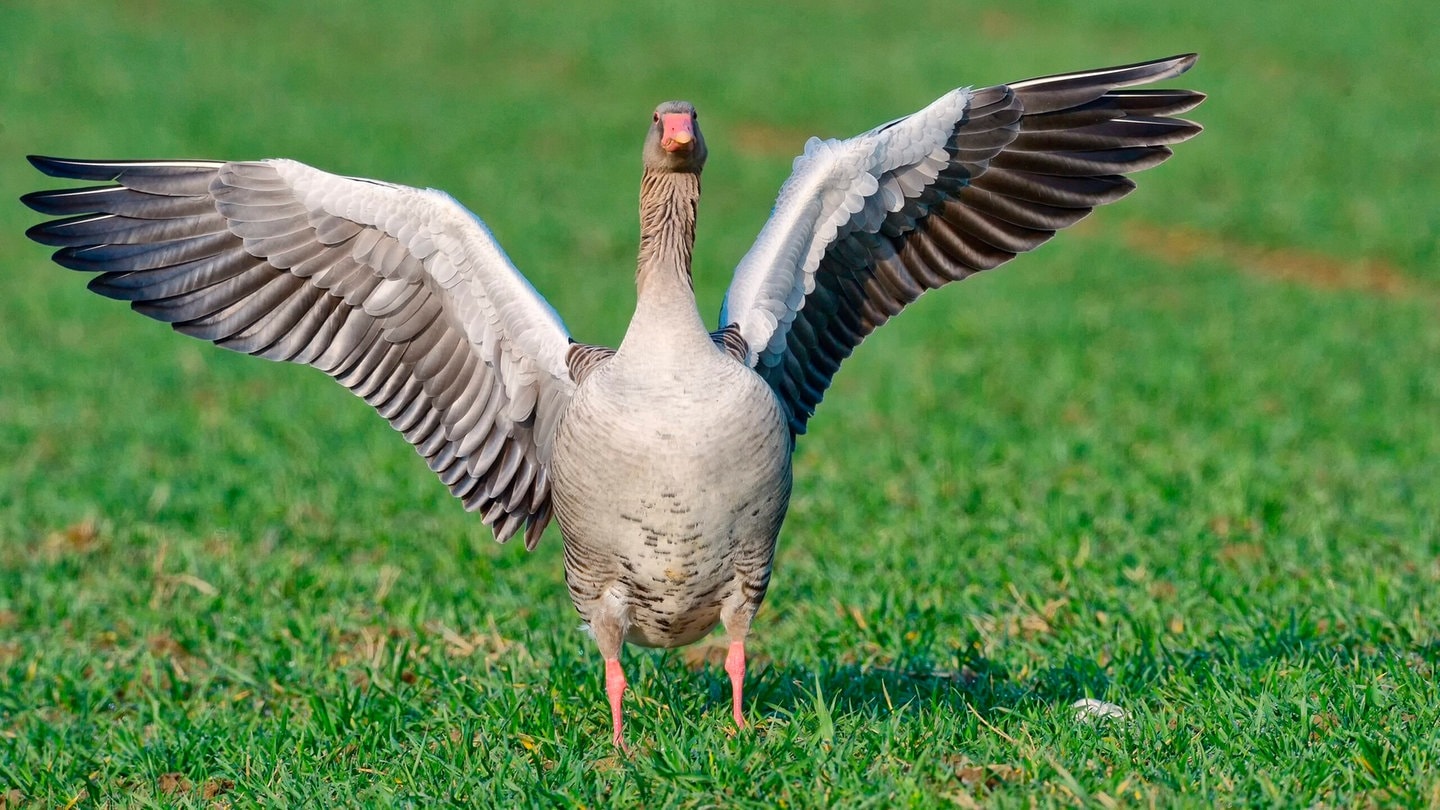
[635,169,699,297]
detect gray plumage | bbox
[26,158,570,550]
[22,56,1203,746]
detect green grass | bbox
[3,0,1439,806]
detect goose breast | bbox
[551,351,791,648]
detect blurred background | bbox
[1,0,1437,803]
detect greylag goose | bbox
[23,54,1203,748]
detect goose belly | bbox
[550,368,791,648]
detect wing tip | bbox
[1162,52,1199,75]
[1010,52,1201,93]
[28,155,92,179]
[25,155,227,182]
[1115,52,1200,81]
[19,187,58,214]
[23,213,108,247]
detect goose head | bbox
[644,101,707,174]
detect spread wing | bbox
[720,54,1205,434]
[23,157,577,549]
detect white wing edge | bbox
[269,159,575,397]
[720,87,974,366]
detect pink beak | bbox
[660,113,695,152]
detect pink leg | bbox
[725,641,747,729]
[605,657,629,750]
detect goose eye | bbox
[652,112,660,123]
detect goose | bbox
[23,54,1203,749]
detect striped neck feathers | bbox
[636,169,699,294]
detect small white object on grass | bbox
[21,55,1203,751]
[1072,698,1127,720]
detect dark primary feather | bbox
[756,55,1203,434]
[21,55,1202,541]
[22,157,562,549]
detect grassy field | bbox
[2,1,1438,806]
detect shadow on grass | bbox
[735,646,1114,722]
[729,619,1440,723]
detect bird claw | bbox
[611,732,632,755]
